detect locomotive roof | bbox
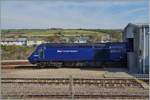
[38,43,126,48]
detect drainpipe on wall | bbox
[143,27,146,74]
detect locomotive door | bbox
[94,48,109,61]
[38,46,45,59]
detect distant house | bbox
[0,38,47,46]
[101,34,111,43]
[74,36,89,43]
[26,38,46,46]
[62,36,89,43]
[0,38,27,46]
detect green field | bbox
[1,28,122,42]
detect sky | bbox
[1,0,149,29]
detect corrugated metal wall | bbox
[124,23,149,74]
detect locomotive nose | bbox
[28,52,37,64]
[28,56,33,64]
[28,56,31,61]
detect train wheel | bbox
[56,63,62,68]
[37,63,41,68]
[37,62,45,68]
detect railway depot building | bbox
[123,23,149,74]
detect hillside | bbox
[1,29,122,42]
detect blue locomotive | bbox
[28,42,128,68]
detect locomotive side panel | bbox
[109,43,127,62]
[94,48,109,61]
[43,47,95,61]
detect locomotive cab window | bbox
[38,47,44,59]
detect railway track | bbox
[1,78,143,88]
[1,60,29,65]
[1,60,33,69]
[2,78,148,99]
[1,61,150,81]
[2,94,149,99]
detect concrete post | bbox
[69,75,74,99]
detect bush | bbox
[1,45,35,60]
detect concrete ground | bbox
[1,67,133,78]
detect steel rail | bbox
[1,78,143,88]
[2,94,149,99]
